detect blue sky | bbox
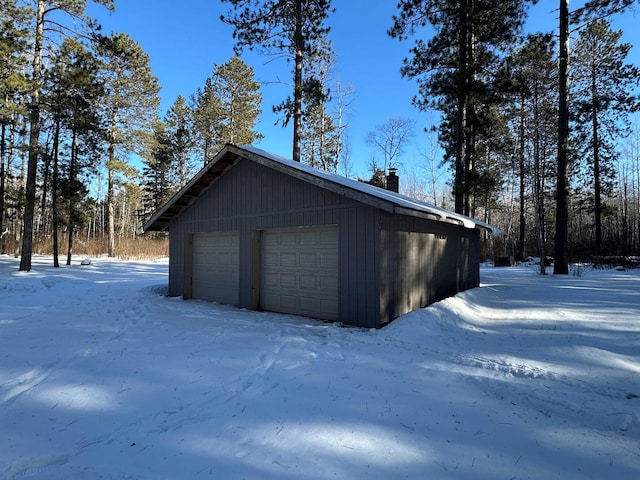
[87,1,640,182]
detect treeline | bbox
[389,0,640,269]
[3,0,640,270]
[0,0,263,267]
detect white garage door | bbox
[192,231,240,305]
[261,226,339,321]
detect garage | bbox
[191,231,240,305]
[260,226,339,321]
[144,145,493,327]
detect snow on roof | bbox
[240,145,498,234]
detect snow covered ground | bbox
[1,254,639,480]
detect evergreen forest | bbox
[1,0,640,270]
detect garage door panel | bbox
[263,253,278,267]
[280,253,297,267]
[192,231,239,306]
[319,230,337,244]
[263,272,278,283]
[298,274,318,291]
[320,275,338,291]
[299,252,318,268]
[319,252,338,268]
[261,226,339,321]
[280,295,298,309]
[280,273,297,288]
[320,299,338,314]
[280,232,297,245]
[299,231,318,244]
[263,235,277,247]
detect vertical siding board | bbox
[280,174,287,211]
[348,207,359,324]
[352,208,363,326]
[338,207,351,325]
[262,167,270,214]
[363,211,372,325]
[359,210,374,328]
[305,183,312,209]
[183,233,193,299]
[378,214,388,325]
[366,210,380,327]
[238,225,251,308]
[168,223,182,297]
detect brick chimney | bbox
[386,168,399,193]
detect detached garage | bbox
[143,144,495,328]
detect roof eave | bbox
[142,145,241,232]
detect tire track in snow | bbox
[2,455,70,479]
[1,368,50,406]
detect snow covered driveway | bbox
[1,255,639,479]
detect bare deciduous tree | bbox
[365,116,415,173]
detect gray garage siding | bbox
[379,212,480,324]
[167,158,382,328]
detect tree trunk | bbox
[518,101,526,260]
[620,168,628,252]
[52,119,60,268]
[39,142,51,234]
[66,219,74,266]
[591,71,603,254]
[464,14,476,218]
[292,0,303,163]
[15,120,27,257]
[108,166,115,257]
[454,2,468,214]
[554,0,570,275]
[66,128,77,266]
[19,0,45,272]
[107,122,116,257]
[533,86,546,275]
[0,121,6,242]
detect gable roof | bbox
[143,144,498,234]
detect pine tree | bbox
[504,33,557,270]
[142,122,176,217]
[45,38,104,266]
[192,56,262,163]
[578,0,637,17]
[220,0,333,162]
[164,95,196,187]
[191,77,221,165]
[299,42,345,172]
[359,160,387,190]
[94,32,160,257]
[0,0,30,246]
[389,0,530,215]
[302,101,339,172]
[210,57,263,149]
[554,0,571,274]
[18,0,114,271]
[553,0,639,271]
[571,19,639,254]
